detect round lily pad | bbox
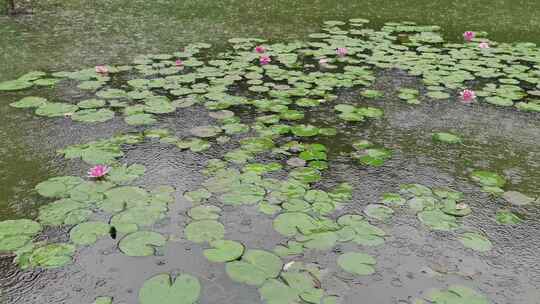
[203,240,245,262]
[119,231,166,256]
[72,109,115,123]
[418,210,460,231]
[35,103,79,117]
[139,273,201,304]
[0,80,33,91]
[458,232,492,252]
[70,221,110,245]
[10,97,47,108]
[432,132,462,144]
[363,204,394,221]
[225,249,283,286]
[184,220,225,243]
[190,126,222,138]
[337,252,376,275]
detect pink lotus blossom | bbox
[255,45,266,54]
[319,58,329,65]
[88,165,110,178]
[460,89,476,103]
[336,47,348,57]
[478,42,490,49]
[463,31,475,42]
[175,59,184,66]
[259,55,271,65]
[95,65,108,74]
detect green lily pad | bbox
[125,113,157,126]
[70,222,110,245]
[92,297,113,304]
[107,164,146,185]
[432,132,462,144]
[291,124,320,137]
[188,205,221,220]
[273,212,318,237]
[337,252,376,275]
[418,210,460,231]
[119,231,166,256]
[356,148,393,166]
[219,184,265,205]
[93,296,113,304]
[203,240,245,262]
[184,220,225,243]
[183,188,212,204]
[259,279,301,304]
[35,176,84,198]
[470,170,506,187]
[458,232,492,252]
[35,103,79,117]
[16,243,76,269]
[363,204,394,221]
[0,80,33,91]
[424,285,489,304]
[77,99,106,109]
[0,219,42,252]
[381,193,406,206]
[225,249,283,286]
[190,126,222,138]
[139,273,201,304]
[10,96,47,108]
[496,210,522,225]
[72,109,115,123]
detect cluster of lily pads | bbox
[2,17,539,303]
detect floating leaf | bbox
[259,279,301,304]
[10,97,47,108]
[70,221,110,245]
[35,103,79,117]
[16,243,76,269]
[432,132,462,144]
[0,80,33,91]
[203,240,245,262]
[35,176,84,198]
[225,249,283,286]
[72,109,115,123]
[139,273,201,304]
[119,231,166,256]
[471,170,506,188]
[458,232,492,252]
[188,205,221,220]
[424,285,489,304]
[0,219,42,252]
[337,252,376,275]
[107,164,146,185]
[273,212,318,237]
[496,210,522,225]
[418,210,460,231]
[363,204,394,221]
[184,220,225,243]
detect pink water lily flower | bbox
[463,31,475,42]
[336,47,348,57]
[255,45,266,54]
[259,55,271,65]
[478,42,490,49]
[175,59,184,66]
[95,65,109,74]
[88,165,111,178]
[460,89,476,103]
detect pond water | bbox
[1,1,540,304]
